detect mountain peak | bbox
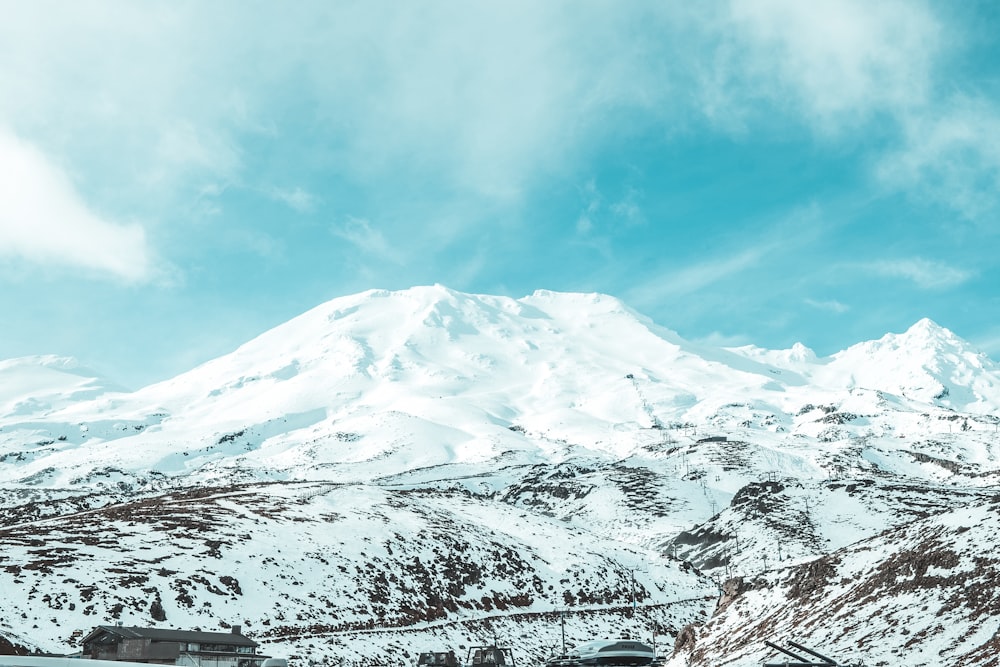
[903,317,955,341]
[847,318,964,356]
[788,341,817,361]
[827,317,998,408]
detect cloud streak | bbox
[625,248,765,308]
[266,186,318,214]
[805,298,850,314]
[876,97,1000,223]
[622,203,834,311]
[0,127,154,282]
[332,216,403,265]
[862,257,974,290]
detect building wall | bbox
[178,656,265,667]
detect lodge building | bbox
[80,626,264,667]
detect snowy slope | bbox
[0,356,122,419]
[1,286,999,665]
[667,495,1000,667]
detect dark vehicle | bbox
[465,645,515,667]
[417,652,460,667]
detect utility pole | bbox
[560,610,566,656]
[630,569,636,615]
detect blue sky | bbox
[2,1,1000,388]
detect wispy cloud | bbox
[805,298,849,314]
[876,97,1000,223]
[710,2,1000,228]
[0,2,982,293]
[862,257,974,289]
[624,203,832,309]
[331,216,403,265]
[695,331,753,348]
[575,180,601,235]
[698,0,940,133]
[972,329,1000,362]
[0,2,954,243]
[609,187,645,227]
[266,186,318,214]
[0,127,154,282]
[625,248,764,308]
[148,121,242,188]
[575,181,645,239]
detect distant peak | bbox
[908,317,946,333]
[363,285,457,299]
[526,289,627,309]
[846,319,961,354]
[422,283,459,296]
[898,318,959,345]
[835,317,984,374]
[789,342,817,361]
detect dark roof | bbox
[83,626,258,648]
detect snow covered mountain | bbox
[1,286,998,666]
[0,356,125,420]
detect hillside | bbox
[670,495,1000,667]
[1,286,998,666]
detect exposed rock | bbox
[673,623,698,654]
[730,481,786,517]
[716,576,749,614]
[784,555,839,601]
[0,634,32,656]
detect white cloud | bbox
[0,127,154,282]
[625,248,764,307]
[624,203,832,309]
[695,331,752,348]
[575,180,601,236]
[332,216,402,264]
[805,298,849,314]
[609,186,645,227]
[574,181,645,239]
[0,1,967,252]
[147,122,242,188]
[0,4,246,197]
[863,257,973,289]
[267,186,318,214]
[707,0,940,132]
[708,1,1000,224]
[876,97,1000,222]
[0,2,682,215]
